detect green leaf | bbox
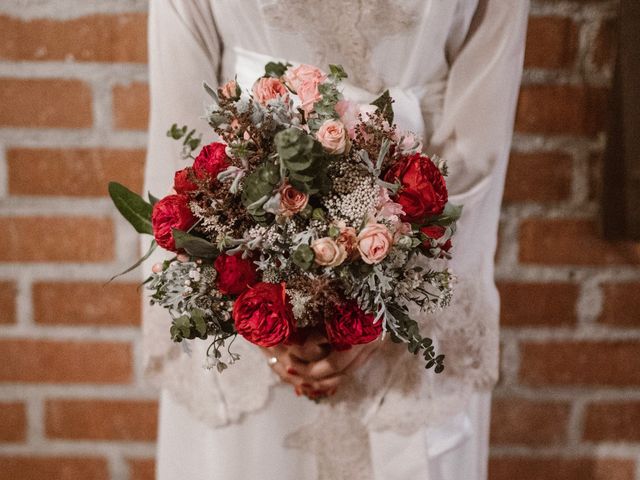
[426,202,463,227]
[292,244,315,271]
[264,61,290,78]
[148,192,159,206]
[172,229,218,259]
[191,309,208,337]
[108,182,153,235]
[107,240,157,283]
[371,89,394,124]
[203,82,218,102]
[167,123,187,140]
[329,64,348,81]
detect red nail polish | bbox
[302,383,312,388]
[287,367,299,376]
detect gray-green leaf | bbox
[172,229,219,259]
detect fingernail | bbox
[294,386,301,396]
[287,367,299,376]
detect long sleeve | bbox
[142,0,221,375]
[144,0,221,198]
[430,0,529,198]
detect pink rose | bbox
[220,80,240,100]
[316,119,348,154]
[311,237,347,267]
[252,77,288,106]
[279,183,309,217]
[357,223,393,264]
[284,64,327,92]
[297,80,323,114]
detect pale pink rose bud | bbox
[395,130,423,154]
[357,223,393,264]
[284,64,327,92]
[335,99,359,139]
[279,183,309,217]
[252,77,288,106]
[311,237,348,267]
[152,263,163,274]
[316,119,348,154]
[220,80,240,99]
[177,253,190,263]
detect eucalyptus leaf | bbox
[148,192,159,206]
[108,182,153,235]
[172,229,219,259]
[426,202,463,227]
[107,240,157,283]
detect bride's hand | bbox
[296,341,381,395]
[260,331,332,390]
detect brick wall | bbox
[0,1,637,480]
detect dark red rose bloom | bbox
[325,302,382,351]
[384,153,448,223]
[420,225,452,254]
[193,142,229,184]
[151,194,195,252]
[173,168,198,194]
[214,253,258,296]
[233,282,296,347]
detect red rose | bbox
[173,168,198,194]
[233,282,296,347]
[151,194,195,252]
[214,253,258,296]
[324,302,382,350]
[420,225,452,254]
[193,142,229,184]
[385,153,447,223]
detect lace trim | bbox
[260,0,420,93]
[143,272,497,477]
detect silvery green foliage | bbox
[147,259,239,372]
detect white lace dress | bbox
[142,1,529,478]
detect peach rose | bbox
[252,77,288,106]
[220,80,240,100]
[279,183,309,217]
[284,64,327,92]
[357,223,393,264]
[312,237,347,267]
[336,226,359,260]
[297,80,323,114]
[316,119,348,154]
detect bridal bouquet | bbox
[109,62,461,373]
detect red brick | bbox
[519,219,640,265]
[113,82,149,130]
[504,152,573,203]
[0,217,114,263]
[520,341,640,387]
[0,13,147,63]
[128,458,155,480]
[0,339,132,384]
[490,398,570,445]
[498,282,578,327]
[33,281,141,326]
[0,78,92,128]
[0,456,108,480]
[0,282,17,324]
[515,85,608,136]
[525,17,579,69]
[0,402,26,442]
[46,400,157,441]
[8,148,145,197]
[589,151,603,201]
[584,402,640,442]
[599,283,640,327]
[593,19,616,69]
[489,457,635,480]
